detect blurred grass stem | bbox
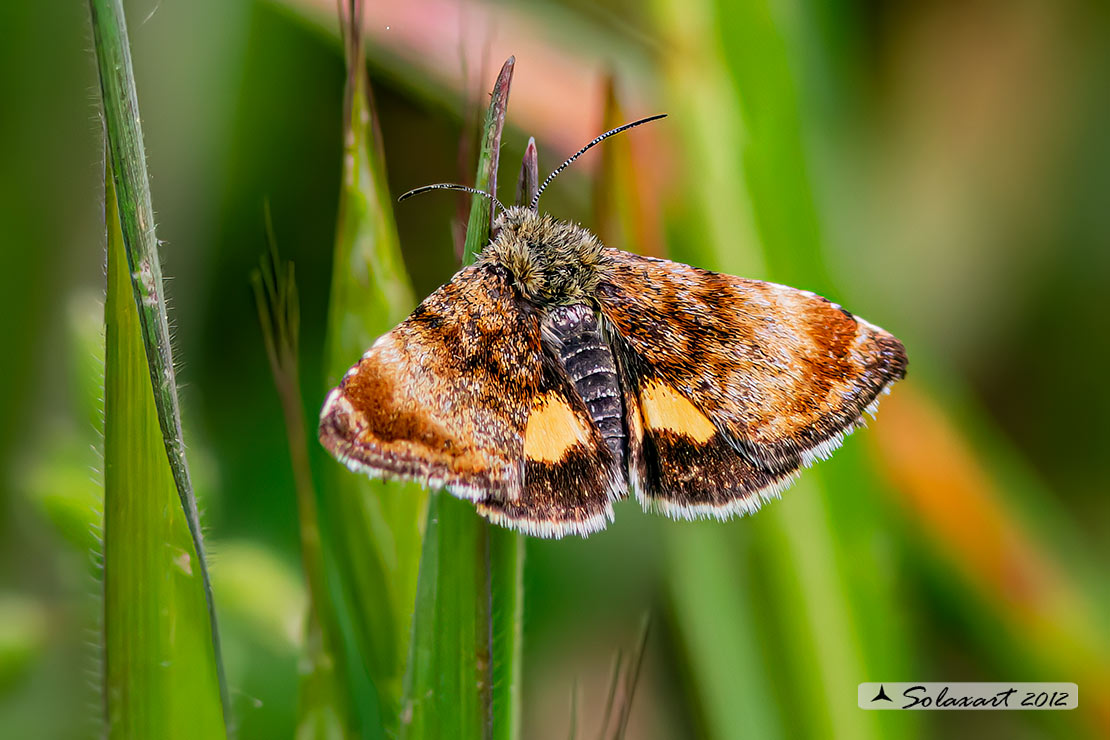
[322,0,425,730]
[252,210,353,733]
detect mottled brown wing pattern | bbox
[319,262,623,537]
[610,344,804,519]
[319,263,543,501]
[596,249,907,518]
[476,351,625,538]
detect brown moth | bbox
[319,118,907,538]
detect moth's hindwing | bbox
[318,264,621,538]
[477,348,624,538]
[596,249,907,519]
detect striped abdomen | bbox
[545,304,626,467]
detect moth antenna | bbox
[399,183,507,215]
[530,113,667,210]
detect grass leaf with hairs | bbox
[88,1,230,723]
[102,156,227,739]
[91,0,230,732]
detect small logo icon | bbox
[872,685,893,703]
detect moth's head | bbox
[485,207,604,305]
[398,114,668,306]
[489,205,539,241]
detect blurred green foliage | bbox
[319,3,423,732]
[2,0,1108,737]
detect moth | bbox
[319,116,907,538]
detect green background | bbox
[1,0,1108,737]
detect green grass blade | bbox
[401,495,489,739]
[87,3,229,722]
[462,57,514,264]
[320,2,424,729]
[102,158,227,739]
[90,0,230,730]
[489,520,524,740]
[401,56,520,740]
[662,529,781,740]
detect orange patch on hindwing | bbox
[639,380,716,443]
[524,393,591,462]
[627,396,644,444]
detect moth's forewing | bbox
[320,263,538,500]
[319,262,623,538]
[596,249,907,518]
